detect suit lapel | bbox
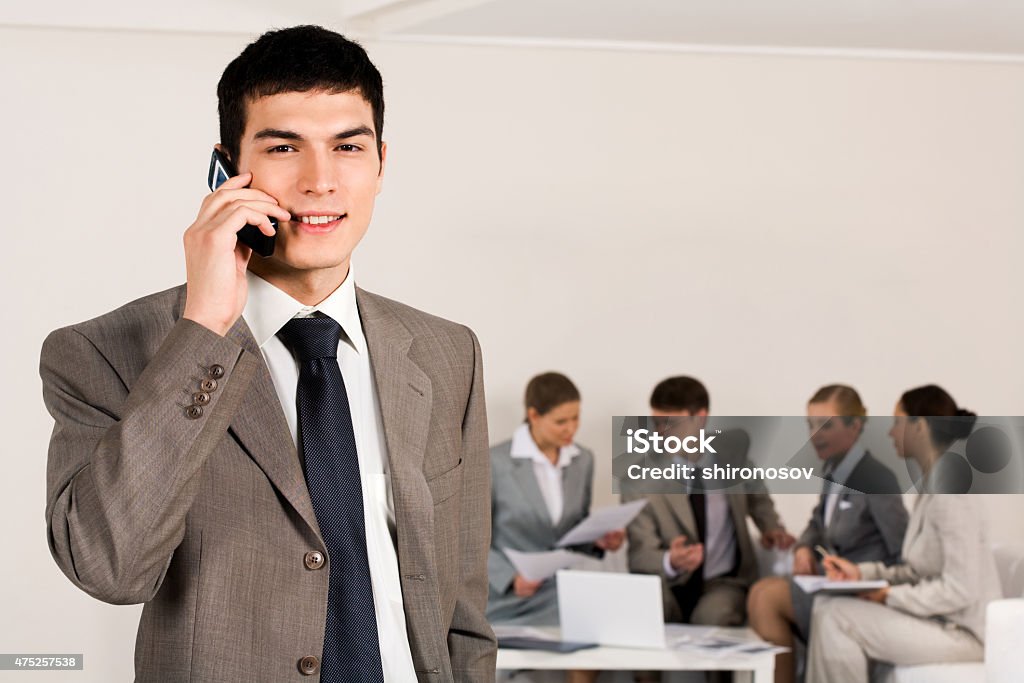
[906,493,930,549]
[356,289,443,668]
[726,493,748,536]
[558,456,588,531]
[510,458,554,527]
[223,315,321,537]
[666,494,698,540]
[356,288,432,481]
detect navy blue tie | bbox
[277,316,384,683]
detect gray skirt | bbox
[487,579,561,626]
[790,576,816,641]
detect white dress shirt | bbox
[664,456,737,581]
[509,423,581,524]
[242,267,415,682]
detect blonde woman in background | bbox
[747,384,908,683]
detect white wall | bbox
[4,25,1023,681]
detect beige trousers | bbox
[806,596,983,683]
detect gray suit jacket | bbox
[796,450,908,566]
[859,494,1001,641]
[486,439,597,625]
[40,284,496,682]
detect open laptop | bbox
[556,569,666,649]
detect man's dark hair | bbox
[217,25,384,162]
[649,376,709,413]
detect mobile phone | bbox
[207,149,277,257]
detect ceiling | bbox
[5,0,1024,61]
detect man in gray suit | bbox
[626,377,794,683]
[40,27,495,682]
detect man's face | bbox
[807,399,862,461]
[650,408,708,438]
[231,89,385,276]
[651,407,708,461]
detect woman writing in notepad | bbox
[806,385,1001,683]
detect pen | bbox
[814,545,841,573]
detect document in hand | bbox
[503,548,582,581]
[793,576,889,595]
[555,499,648,547]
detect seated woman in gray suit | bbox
[806,385,1001,683]
[747,384,908,683]
[487,372,624,629]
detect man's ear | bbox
[214,143,232,162]
[376,141,388,193]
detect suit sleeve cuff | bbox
[858,561,883,581]
[663,551,679,578]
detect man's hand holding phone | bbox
[669,535,704,573]
[182,173,289,336]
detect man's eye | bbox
[337,144,361,152]
[268,145,295,153]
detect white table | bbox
[496,626,775,683]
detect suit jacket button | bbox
[208,364,225,379]
[200,379,218,393]
[304,551,324,570]
[192,392,211,406]
[185,405,204,420]
[298,656,320,675]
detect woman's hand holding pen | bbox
[821,553,860,581]
[818,550,889,602]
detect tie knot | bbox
[276,316,342,362]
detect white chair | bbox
[879,543,1024,683]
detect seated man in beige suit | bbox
[626,377,794,682]
[39,26,495,683]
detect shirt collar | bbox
[510,422,581,468]
[824,441,867,484]
[242,265,366,354]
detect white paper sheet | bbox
[667,626,789,656]
[793,575,889,594]
[503,548,581,581]
[491,624,559,641]
[555,499,648,547]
